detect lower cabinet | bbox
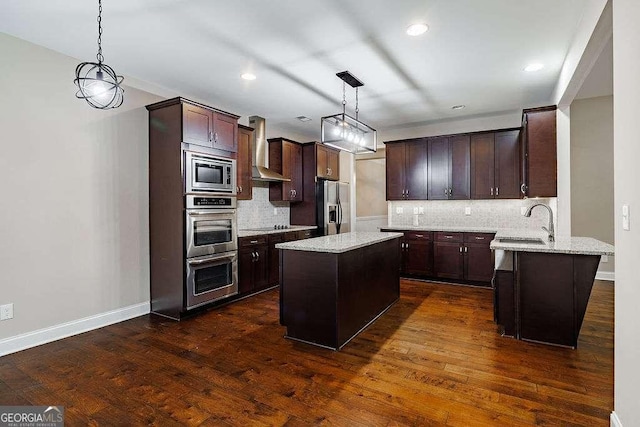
[387,229,495,286]
[238,236,269,295]
[239,229,316,297]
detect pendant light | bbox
[321,71,377,154]
[74,0,124,109]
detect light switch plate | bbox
[273,208,278,216]
[622,204,630,231]
[413,207,419,215]
[465,207,471,215]
[396,207,403,214]
[602,255,609,263]
[0,303,13,321]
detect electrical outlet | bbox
[413,207,419,215]
[521,206,527,216]
[396,207,403,214]
[273,208,278,216]
[622,204,630,231]
[602,255,609,263]
[465,207,471,215]
[0,303,13,321]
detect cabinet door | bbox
[268,234,284,286]
[405,139,428,200]
[385,143,406,200]
[237,127,253,200]
[327,149,340,180]
[464,243,494,283]
[212,112,238,152]
[238,248,256,295]
[434,242,464,280]
[449,135,470,200]
[316,144,329,179]
[428,137,449,200]
[494,130,521,199]
[470,133,495,199]
[183,104,212,147]
[405,239,433,276]
[289,142,303,202]
[253,245,269,290]
[525,108,557,197]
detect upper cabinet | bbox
[428,135,470,200]
[522,106,557,198]
[470,129,521,199]
[385,138,428,200]
[268,138,303,202]
[147,97,240,156]
[316,144,340,180]
[183,101,238,152]
[236,125,253,200]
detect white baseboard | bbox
[0,301,150,357]
[596,271,615,281]
[611,411,623,427]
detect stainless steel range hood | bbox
[249,116,290,182]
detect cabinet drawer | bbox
[284,231,299,242]
[297,229,315,240]
[405,231,432,241]
[268,233,285,245]
[464,233,495,245]
[435,232,463,242]
[239,235,268,248]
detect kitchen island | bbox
[491,232,614,348]
[276,232,402,350]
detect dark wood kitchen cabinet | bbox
[268,233,285,287]
[434,232,465,280]
[236,125,253,200]
[463,233,495,282]
[522,106,557,197]
[268,138,303,202]
[182,100,238,152]
[385,138,428,200]
[316,143,340,180]
[238,236,269,295]
[402,231,434,276]
[428,135,470,200]
[470,129,521,199]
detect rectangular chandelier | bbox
[320,71,377,154]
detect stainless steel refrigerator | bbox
[316,180,350,235]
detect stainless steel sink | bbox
[497,237,546,245]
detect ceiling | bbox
[1,0,590,139]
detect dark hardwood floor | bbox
[0,280,613,426]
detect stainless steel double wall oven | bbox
[184,150,238,309]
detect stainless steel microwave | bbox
[185,151,236,194]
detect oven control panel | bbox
[186,195,237,209]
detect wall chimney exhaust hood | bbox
[249,116,290,182]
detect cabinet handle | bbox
[406,189,409,196]
[251,251,256,260]
[475,237,485,240]
[255,251,260,261]
[209,131,213,141]
[496,187,499,196]
[490,187,494,196]
[445,235,453,239]
[444,188,448,196]
[459,246,463,253]
[213,132,218,142]
[521,183,526,194]
[464,246,468,253]
[250,240,258,244]
[415,234,423,238]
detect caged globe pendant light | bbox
[321,71,377,154]
[74,0,124,109]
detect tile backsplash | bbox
[388,198,557,231]
[237,182,290,229]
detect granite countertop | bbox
[238,225,317,238]
[491,229,615,256]
[275,231,403,254]
[380,225,500,233]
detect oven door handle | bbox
[188,210,236,216]
[187,253,236,265]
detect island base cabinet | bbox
[280,239,400,350]
[494,251,601,348]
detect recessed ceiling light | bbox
[451,105,466,110]
[406,23,429,36]
[241,73,256,81]
[296,116,312,122]
[524,63,544,72]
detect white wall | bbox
[570,96,614,274]
[613,1,640,425]
[0,34,163,342]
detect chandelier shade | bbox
[320,71,377,154]
[74,0,124,109]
